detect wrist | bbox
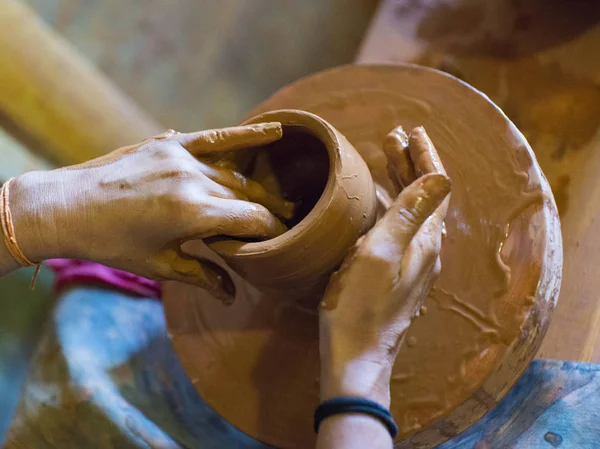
[9,171,66,262]
[320,361,392,408]
[315,397,398,442]
[320,327,393,407]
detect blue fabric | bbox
[0,267,53,440]
[3,288,269,449]
[3,287,600,448]
[435,360,600,449]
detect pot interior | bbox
[245,124,330,230]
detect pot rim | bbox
[209,109,341,257]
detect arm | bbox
[0,225,20,275]
[317,126,451,449]
[0,170,70,278]
[0,124,293,301]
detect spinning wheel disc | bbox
[164,64,561,448]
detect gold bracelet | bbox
[1,178,41,288]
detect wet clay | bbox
[207,127,329,244]
[248,126,330,228]
[207,109,377,294]
[164,66,561,448]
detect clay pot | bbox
[208,109,378,293]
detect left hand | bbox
[319,126,451,406]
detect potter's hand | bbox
[3,123,293,300]
[318,127,451,412]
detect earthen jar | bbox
[208,109,378,293]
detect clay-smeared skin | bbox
[319,126,451,411]
[250,128,330,228]
[196,163,295,221]
[317,139,451,449]
[2,123,293,302]
[164,66,560,449]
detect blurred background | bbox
[22,0,378,131]
[0,0,378,436]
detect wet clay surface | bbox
[360,0,600,219]
[164,66,560,448]
[250,127,330,228]
[359,0,600,372]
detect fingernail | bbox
[262,190,296,220]
[277,199,296,220]
[174,258,237,305]
[410,125,427,136]
[385,126,409,148]
[409,126,430,146]
[414,174,451,216]
[203,261,237,305]
[251,122,283,139]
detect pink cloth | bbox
[46,259,162,299]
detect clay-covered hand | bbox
[319,126,451,406]
[9,123,293,301]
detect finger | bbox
[408,126,447,176]
[189,198,288,240]
[363,173,451,261]
[396,254,439,324]
[153,248,236,305]
[198,164,295,220]
[408,127,451,232]
[389,235,444,325]
[433,257,442,279]
[173,122,283,155]
[203,176,249,201]
[383,126,416,193]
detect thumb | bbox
[154,248,236,305]
[368,173,451,252]
[172,123,283,155]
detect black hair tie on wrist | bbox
[314,397,399,438]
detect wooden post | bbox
[0,0,161,166]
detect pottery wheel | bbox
[164,65,562,448]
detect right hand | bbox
[319,126,451,406]
[9,123,293,302]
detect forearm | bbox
[316,324,395,449]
